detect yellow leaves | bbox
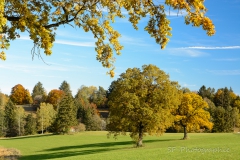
[175,92,213,132]
[0,0,7,34]
[0,51,6,60]
[1,0,215,76]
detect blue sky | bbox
[1,1,240,96]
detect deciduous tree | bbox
[46,89,64,110]
[0,0,215,76]
[107,64,181,147]
[174,92,213,139]
[15,106,25,136]
[10,84,32,105]
[10,84,26,105]
[24,89,33,104]
[90,86,108,108]
[36,103,56,134]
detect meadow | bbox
[0,132,239,160]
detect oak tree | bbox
[174,92,213,139]
[107,64,181,147]
[0,0,215,76]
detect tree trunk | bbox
[137,132,143,147]
[183,126,188,140]
[137,122,144,147]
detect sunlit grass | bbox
[0,132,239,160]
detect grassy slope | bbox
[0,132,239,160]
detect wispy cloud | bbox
[179,46,240,50]
[167,49,207,57]
[207,69,240,75]
[18,35,95,47]
[61,58,71,62]
[19,35,30,40]
[165,10,188,17]
[55,40,95,47]
[182,83,197,87]
[34,74,67,78]
[0,64,68,73]
[120,35,151,46]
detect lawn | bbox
[0,132,239,160]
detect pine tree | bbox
[4,100,18,137]
[32,82,47,105]
[59,80,72,97]
[0,106,6,137]
[54,94,77,134]
[25,114,37,135]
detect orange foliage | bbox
[46,89,64,109]
[10,84,32,105]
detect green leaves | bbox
[107,64,181,144]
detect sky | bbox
[1,0,240,96]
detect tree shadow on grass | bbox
[20,139,177,160]
[1,134,54,140]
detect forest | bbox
[0,65,239,146]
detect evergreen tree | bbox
[54,94,77,134]
[91,86,108,108]
[198,85,215,101]
[212,106,239,132]
[25,114,37,135]
[0,106,6,137]
[32,82,47,105]
[4,100,18,137]
[59,80,72,96]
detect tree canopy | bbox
[46,89,64,110]
[174,92,213,139]
[32,82,47,104]
[10,84,32,105]
[0,0,215,76]
[59,80,72,96]
[107,64,181,146]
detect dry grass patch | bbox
[0,147,21,160]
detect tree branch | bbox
[5,16,20,21]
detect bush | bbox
[73,123,86,132]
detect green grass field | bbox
[0,132,239,160]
